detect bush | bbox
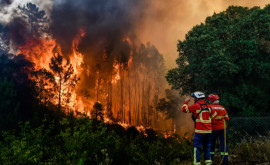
[0,117,192,164]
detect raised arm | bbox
[181,97,199,113]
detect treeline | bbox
[167,5,270,116]
[0,53,74,131]
[0,53,192,164]
[0,117,192,164]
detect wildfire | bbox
[71,27,85,73]
[17,29,86,113]
[18,38,57,70]
[112,59,121,84]
[13,28,185,138]
[2,1,194,139]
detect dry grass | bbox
[177,132,270,165]
[230,133,270,164]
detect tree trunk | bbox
[58,72,62,111]
[128,69,131,124]
[97,67,100,102]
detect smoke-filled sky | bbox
[137,0,270,69]
[1,0,269,69]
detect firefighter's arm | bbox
[224,108,229,121]
[209,107,217,119]
[181,97,197,113]
[181,97,190,113]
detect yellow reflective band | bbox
[186,106,189,113]
[194,147,197,164]
[205,160,212,163]
[221,152,229,155]
[182,104,189,113]
[205,160,212,165]
[215,116,225,119]
[210,152,215,155]
[196,110,201,113]
[224,115,229,117]
[211,111,217,119]
[196,119,211,123]
[195,130,212,133]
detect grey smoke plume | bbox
[0,0,13,6]
[0,0,178,130]
[50,0,149,58]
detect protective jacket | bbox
[209,103,229,130]
[182,99,217,134]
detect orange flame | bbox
[16,33,182,138]
[17,29,86,114]
[112,59,121,84]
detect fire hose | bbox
[219,119,226,165]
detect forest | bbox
[1,1,270,164]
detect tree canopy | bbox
[166,5,270,116]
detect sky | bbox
[1,0,270,69]
[136,0,270,69]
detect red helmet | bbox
[207,94,220,102]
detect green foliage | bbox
[167,5,270,116]
[0,78,20,130]
[0,117,192,164]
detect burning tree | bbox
[32,53,79,112]
[0,1,175,131]
[49,53,79,111]
[32,68,55,107]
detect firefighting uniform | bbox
[209,102,229,164]
[182,100,217,165]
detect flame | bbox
[112,59,121,84]
[17,29,86,113]
[16,33,184,138]
[122,37,132,46]
[18,38,57,70]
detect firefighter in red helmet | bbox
[182,91,217,165]
[207,94,229,165]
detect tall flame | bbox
[17,29,86,114]
[16,31,179,136]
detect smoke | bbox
[1,0,269,67]
[157,89,193,135]
[1,0,269,134]
[136,0,270,69]
[50,0,148,57]
[0,0,13,6]
[8,17,30,49]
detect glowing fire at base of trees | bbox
[1,2,184,136]
[16,30,173,132]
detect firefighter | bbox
[207,94,229,165]
[182,91,217,165]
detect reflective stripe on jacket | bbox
[209,103,229,130]
[182,100,217,134]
